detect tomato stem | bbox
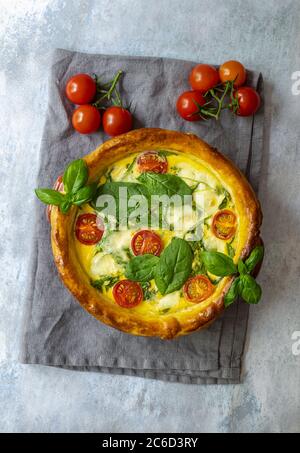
[93,70,124,108]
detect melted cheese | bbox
[74,150,238,316]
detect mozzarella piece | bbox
[203,234,227,254]
[90,253,121,277]
[102,230,132,253]
[158,291,180,309]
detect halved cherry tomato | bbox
[189,64,220,93]
[219,60,246,87]
[212,209,237,240]
[113,280,143,308]
[72,105,101,134]
[65,74,96,105]
[137,151,168,174]
[46,175,63,222]
[75,213,104,245]
[131,230,163,256]
[176,90,206,121]
[183,275,214,303]
[234,86,261,117]
[102,106,133,136]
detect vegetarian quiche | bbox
[50,128,262,339]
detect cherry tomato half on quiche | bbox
[46,175,63,222]
[183,275,215,303]
[137,151,168,174]
[75,213,104,245]
[234,86,261,117]
[72,105,101,134]
[212,209,237,240]
[219,60,247,87]
[189,64,220,93]
[176,90,206,121]
[131,230,163,256]
[113,280,143,308]
[65,74,97,105]
[102,106,133,136]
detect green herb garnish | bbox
[35,159,97,214]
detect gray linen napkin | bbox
[20,49,264,384]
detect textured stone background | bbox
[0,0,299,433]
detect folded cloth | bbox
[20,49,264,384]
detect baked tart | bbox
[43,128,262,339]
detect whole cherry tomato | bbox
[235,87,261,116]
[102,106,133,136]
[65,74,96,104]
[72,105,101,134]
[219,60,247,87]
[189,64,220,93]
[176,90,206,121]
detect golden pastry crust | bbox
[50,128,262,339]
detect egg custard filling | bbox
[74,149,238,316]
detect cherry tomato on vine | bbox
[219,60,246,87]
[72,105,101,134]
[137,151,168,174]
[131,230,163,256]
[183,275,214,303]
[65,74,96,105]
[102,106,133,136]
[176,90,206,121]
[234,87,261,117]
[113,280,143,308]
[189,64,220,93]
[75,213,104,245]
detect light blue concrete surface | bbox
[0,0,300,433]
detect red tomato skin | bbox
[219,60,246,87]
[131,230,163,256]
[189,64,220,92]
[65,74,96,104]
[75,213,104,245]
[235,87,261,116]
[137,151,168,174]
[46,175,63,222]
[72,105,101,134]
[183,275,214,303]
[113,280,143,308]
[176,90,206,121]
[102,107,133,136]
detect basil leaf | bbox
[224,277,241,308]
[125,254,159,282]
[35,189,65,206]
[240,274,262,304]
[60,200,72,214]
[201,251,237,277]
[245,245,264,273]
[72,184,98,206]
[154,237,193,295]
[238,259,247,275]
[138,172,192,197]
[63,159,88,194]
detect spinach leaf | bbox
[91,275,120,292]
[238,259,247,275]
[63,159,88,194]
[245,245,264,273]
[125,254,159,282]
[224,277,241,307]
[154,238,193,295]
[201,251,237,276]
[240,274,262,304]
[226,242,235,258]
[137,172,192,197]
